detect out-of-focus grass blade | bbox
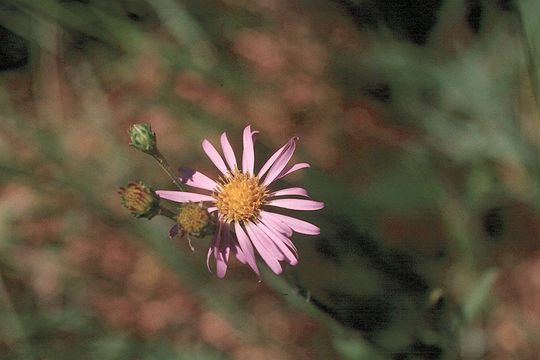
[147,0,207,46]
[5,0,147,52]
[516,0,540,103]
[462,268,498,322]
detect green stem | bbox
[158,206,177,220]
[151,150,187,191]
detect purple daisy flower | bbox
[157,125,324,278]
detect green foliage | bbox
[1,0,539,359]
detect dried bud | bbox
[119,182,160,219]
[176,203,210,236]
[128,124,157,154]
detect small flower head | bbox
[119,182,160,219]
[128,124,157,154]
[176,203,210,235]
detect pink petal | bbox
[207,207,218,213]
[178,167,217,191]
[206,222,221,274]
[234,222,260,277]
[262,211,320,235]
[156,190,216,203]
[257,142,288,179]
[216,225,230,278]
[245,222,285,261]
[169,224,180,239]
[242,126,256,175]
[260,211,293,236]
[232,242,247,264]
[275,163,310,181]
[212,221,223,260]
[216,255,228,278]
[207,222,231,278]
[220,132,238,171]
[263,137,299,186]
[245,222,283,275]
[269,187,309,198]
[206,247,213,273]
[255,222,298,265]
[266,198,324,211]
[211,220,223,250]
[202,139,228,174]
[259,214,297,254]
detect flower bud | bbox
[119,182,160,219]
[128,124,157,154]
[176,203,210,236]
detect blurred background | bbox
[1,0,540,359]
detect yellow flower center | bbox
[213,168,268,223]
[177,203,209,233]
[120,182,155,215]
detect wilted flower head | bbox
[157,125,324,278]
[128,124,157,154]
[119,182,160,219]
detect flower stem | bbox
[151,150,186,191]
[158,206,177,220]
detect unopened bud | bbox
[128,124,157,154]
[119,182,160,219]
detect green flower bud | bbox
[119,182,160,219]
[128,124,157,154]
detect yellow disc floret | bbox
[177,203,209,234]
[213,168,268,223]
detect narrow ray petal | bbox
[266,198,324,211]
[257,142,288,179]
[216,254,228,278]
[259,213,297,254]
[212,221,223,260]
[269,187,309,198]
[210,221,223,259]
[206,247,213,273]
[275,163,310,181]
[263,137,298,186]
[266,198,324,210]
[234,222,260,276]
[262,211,320,235]
[245,222,283,275]
[251,130,259,143]
[242,125,256,175]
[156,191,216,203]
[178,166,217,191]
[206,221,221,274]
[220,132,237,171]
[202,139,228,174]
[246,222,285,261]
[260,211,293,236]
[232,242,247,264]
[216,225,230,278]
[207,207,218,213]
[255,221,298,265]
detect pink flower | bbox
[157,125,324,278]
